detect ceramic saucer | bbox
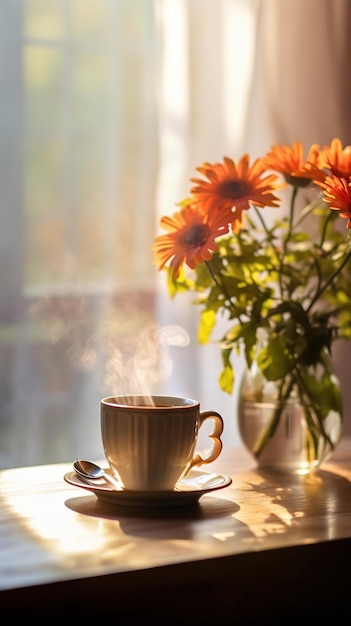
[63,468,232,508]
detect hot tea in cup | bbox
[100,395,224,491]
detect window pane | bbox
[23,0,158,291]
[25,0,65,40]
[24,46,65,286]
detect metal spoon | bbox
[73,459,122,490]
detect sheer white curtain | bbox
[1,0,349,470]
[154,0,260,449]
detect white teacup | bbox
[100,395,224,491]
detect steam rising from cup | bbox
[81,323,190,402]
[28,296,190,406]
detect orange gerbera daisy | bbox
[263,141,323,186]
[152,203,230,278]
[190,155,280,234]
[319,138,351,179]
[315,174,351,228]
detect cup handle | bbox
[187,410,224,471]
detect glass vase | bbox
[237,350,343,474]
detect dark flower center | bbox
[219,180,249,199]
[182,224,209,248]
[285,174,311,188]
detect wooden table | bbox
[1,439,351,621]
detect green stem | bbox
[277,186,298,298]
[294,195,322,229]
[252,375,296,457]
[253,205,271,237]
[204,260,242,321]
[319,209,334,248]
[252,364,336,461]
[285,185,298,244]
[252,205,285,302]
[294,366,334,451]
[307,245,351,313]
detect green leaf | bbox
[166,267,194,297]
[303,368,343,419]
[197,309,216,344]
[219,365,234,394]
[257,335,294,380]
[218,347,235,393]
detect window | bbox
[0,0,160,467]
